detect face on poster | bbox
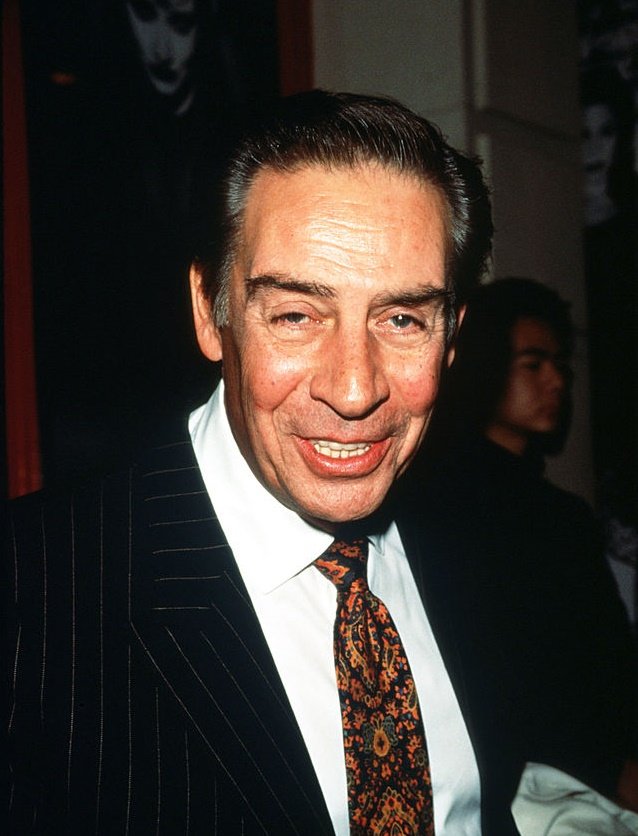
[127,0,197,109]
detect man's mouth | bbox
[311,440,372,459]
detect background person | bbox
[417,276,638,811]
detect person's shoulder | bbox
[537,472,599,543]
[7,416,197,532]
[541,474,594,516]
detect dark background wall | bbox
[18,0,279,487]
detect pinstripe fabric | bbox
[6,431,333,835]
[6,426,523,835]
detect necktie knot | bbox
[315,538,369,589]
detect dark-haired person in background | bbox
[417,276,638,812]
[425,276,574,461]
[6,92,523,834]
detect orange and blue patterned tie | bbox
[315,538,434,835]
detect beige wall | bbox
[313,0,468,146]
[313,0,593,500]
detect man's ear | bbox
[446,304,466,367]
[189,264,223,362]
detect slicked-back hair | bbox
[193,90,493,334]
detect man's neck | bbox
[484,423,528,457]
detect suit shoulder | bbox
[7,421,197,531]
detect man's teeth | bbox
[312,440,372,459]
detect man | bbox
[6,91,519,834]
[424,277,574,460]
[419,277,638,813]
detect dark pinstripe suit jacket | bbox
[5,428,520,835]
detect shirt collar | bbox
[189,382,334,595]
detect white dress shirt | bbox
[189,382,481,835]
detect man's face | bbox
[487,317,568,455]
[192,163,451,529]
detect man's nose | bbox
[309,326,390,418]
[545,360,567,392]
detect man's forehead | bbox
[512,317,562,354]
[230,165,450,308]
[237,162,450,265]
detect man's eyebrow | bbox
[516,347,546,355]
[246,275,453,308]
[370,286,454,308]
[245,274,337,300]
[515,347,562,360]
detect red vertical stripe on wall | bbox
[3,0,43,497]
[277,0,314,96]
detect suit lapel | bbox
[131,431,332,834]
[397,506,522,834]
[397,512,471,717]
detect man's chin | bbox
[261,460,401,533]
[294,490,392,534]
[301,503,397,537]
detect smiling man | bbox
[191,163,451,528]
[6,92,521,834]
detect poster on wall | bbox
[578,0,638,620]
[22,0,278,488]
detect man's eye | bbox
[388,313,421,330]
[274,311,310,325]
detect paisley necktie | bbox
[315,537,434,835]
